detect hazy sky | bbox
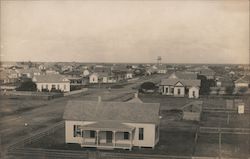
[1,0,249,64]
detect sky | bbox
[0,0,249,64]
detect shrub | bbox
[16,81,37,91]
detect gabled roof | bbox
[199,68,215,76]
[33,74,69,83]
[63,100,160,123]
[235,75,250,84]
[161,78,201,87]
[168,72,197,80]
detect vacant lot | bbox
[195,133,250,158]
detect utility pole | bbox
[219,127,222,159]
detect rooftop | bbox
[161,78,201,87]
[63,100,160,123]
[168,72,197,80]
[32,74,69,83]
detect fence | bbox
[1,91,63,100]
[7,121,64,152]
[63,88,88,96]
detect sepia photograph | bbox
[0,0,249,158]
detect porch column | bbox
[82,130,85,145]
[113,131,116,147]
[96,130,99,147]
[129,131,132,150]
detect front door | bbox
[106,131,113,143]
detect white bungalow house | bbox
[234,75,250,93]
[181,101,203,121]
[157,65,167,74]
[89,73,116,84]
[234,76,249,88]
[160,72,201,98]
[63,99,160,150]
[32,74,70,92]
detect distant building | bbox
[234,75,250,93]
[182,101,203,121]
[89,73,116,84]
[32,74,70,92]
[235,75,249,88]
[63,99,160,150]
[38,64,46,70]
[160,72,201,98]
[18,68,41,78]
[89,73,99,84]
[199,68,215,79]
[156,65,167,74]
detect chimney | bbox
[98,96,102,103]
[134,93,138,98]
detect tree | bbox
[197,75,216,95]
[134,68,145,76]
[225,86,234,95]
[140,82,156,93]
[16,81,37,91]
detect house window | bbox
[178,89,181,95]
[41,85,44,89]
[193,91,196,97]
[165,87,168,93]
[139,128,144,140]
[52,84,56,89]
[90,130,96,138]
[171,88,174,94]
[73,125,81,137]
[64,84,66,90]
[46,84,48,89]
[57,84,60,89]
[124,132,129,140]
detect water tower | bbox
[157,56,162,65]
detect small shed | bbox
[181,101,203,121]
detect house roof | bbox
[235,75,250,84]
[63,100,160,123]
[168,72,197,80]
[79,121,135,132]
[161,78,201,87]
[199,68,215,76]
[33,74,69,83]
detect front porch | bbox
[79,122,135,150]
